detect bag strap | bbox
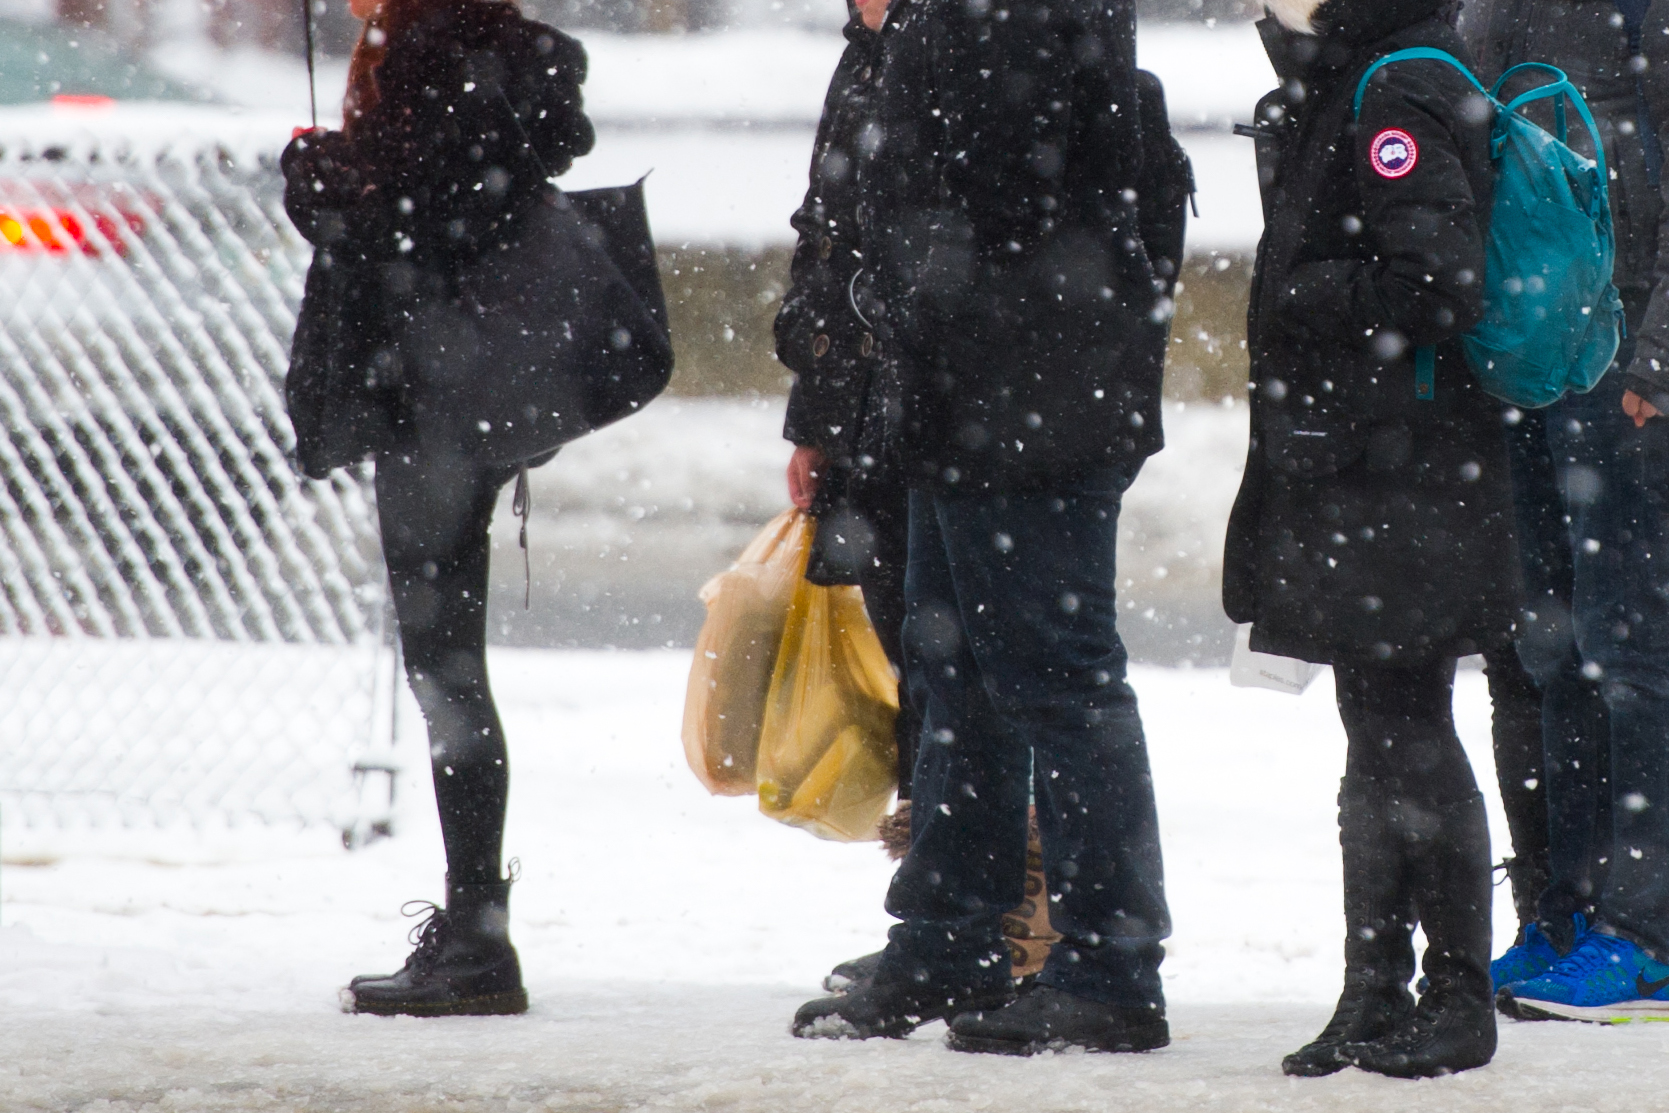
[1353,47,1488,117]
[1616,0,1665,189]
[1353,50,1487,403]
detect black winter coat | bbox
[281,0,594,477]
[1224,0,1521,665]
[777,14,886,481]
[856,0,1168,490]
[1461,0,1669,408]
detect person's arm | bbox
[1620,19,1669,424]
[1276,64,1487,354]
[280,129,372,247]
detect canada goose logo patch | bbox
[1370,128,1418,178]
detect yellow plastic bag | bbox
[755,544,899,842]
[681,510,809,795]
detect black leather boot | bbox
[947,986,1169,1055]
[1283,788,1418,1077]
[1350,794,1496,1078]
[348,877,528,1017]
[793,975,1015,1040]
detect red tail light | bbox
[0,207,142,256]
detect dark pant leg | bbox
[852,485,917,799]
[1507,405,1613,932]
[1483,645,1549,928]
[376,450,516,885]
[884,472,1169,1009]
[1550,374,1669,954]
[1335,660,1493,995]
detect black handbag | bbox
[394,176,674,468]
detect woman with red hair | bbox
[281,0,593,1018]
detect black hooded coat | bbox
[1223,0,1521,664]
[855,0,1169,491]
[281,0,594,478]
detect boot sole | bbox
[946,1024,1170,1057]
[1348,1049,1493,1079]
[351,988,529,1017]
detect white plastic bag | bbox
[1229,624,1323,695]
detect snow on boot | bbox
[1283,789,1417,1078]
[348,878,527,1017]
[793,975,1015,1040]
[1349,794,1496,1078]
[1002,813,1060,984]
[946,986,1169,1056]
[823,950,883,993]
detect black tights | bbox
[377,450,517,886]
[1336,658,1480,807]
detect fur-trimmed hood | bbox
[1264,0,1449,42]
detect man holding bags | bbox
[787,0,1176,1055]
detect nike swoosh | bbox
[1635,972,1669,997]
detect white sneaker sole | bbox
[1511,997,1669,1023]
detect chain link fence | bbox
[0,124,396,836]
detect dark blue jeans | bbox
[1509,370,1669,954]
[878,471,1170,1008]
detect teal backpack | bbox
[1353,49,1624,409]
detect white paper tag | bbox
[1229,624,1324,695]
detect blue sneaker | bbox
[1490,914,1586,991]
[1499,931,1669,1022]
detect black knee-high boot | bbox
[1350,793,1496,1078]
[349,875,527,1017]
[1283,786,1418,1077]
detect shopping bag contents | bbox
[756,553,899,842]
[681,510,810,795]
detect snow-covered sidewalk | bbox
[6,650,1666,1110]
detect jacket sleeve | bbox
[928,0,1138,259]
[281,130,378,248]
[1276,65,1488,355]
[1621,24,1669,409]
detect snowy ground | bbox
[8,654,1669,1111]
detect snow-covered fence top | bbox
[0,120,394,833]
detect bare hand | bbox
[1624,389,1662,429]
[787,446,827,510]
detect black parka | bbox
[1461,0,1669,408]
[1224,0,1521,665]
[281,0,593,477]
[777,14,886,481]
[856,0,1168,490]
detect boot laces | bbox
[400,900,452,972]
[1547,932,1631,980]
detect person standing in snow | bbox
[280,0,594,1016]
[1463,0,1669,1025]
[1226,0,1516,1078]
[776,0,1095,993]
[789,0,1178,1055]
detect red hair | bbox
[343,0,515,136]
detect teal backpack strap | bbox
[1353,47,1488,118]
[1415,346,1436,401]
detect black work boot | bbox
[793,975,1016,1040]
[1283,789,1417,1078]
[947,986,1168,1055]
[1350,794,1497,1079]
[822,950,883,993]
[348,877,527,1017]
